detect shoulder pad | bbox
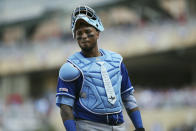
[59,62,80,81]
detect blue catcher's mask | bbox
[71,6,104,38]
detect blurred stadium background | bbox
[0,0,196,131]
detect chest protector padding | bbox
[68,49,123,114]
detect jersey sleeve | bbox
[120,62,134,95]
[120,62,138,110]
[56,62,81,97]
[56,75,83,107]
[56,62,82,107]
[56,77,77,99]
[56,95,75,107]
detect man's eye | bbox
[77,32,82,36]
[85,30,91,34]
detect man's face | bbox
[75,23,99,52]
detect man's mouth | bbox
[81,41,88,44]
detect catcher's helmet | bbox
[71,6,104,38]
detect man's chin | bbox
[81,47,92,52]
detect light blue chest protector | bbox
[67,49,123,115]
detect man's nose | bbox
[81,33,88,39]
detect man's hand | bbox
[134,128,145,131]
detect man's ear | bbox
[96,31,100,39]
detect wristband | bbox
[129,110,143,129]
[63,120,76,131]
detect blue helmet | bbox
[71,6,104,38]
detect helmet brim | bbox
[73,15,95,31]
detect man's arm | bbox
[56,62,81,131]
[126,107,145,131]
[120,62,145,131]
[60,104,76,131]
[122,91,145,131]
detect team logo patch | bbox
[59,88,68,92]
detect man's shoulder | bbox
[59,62,81,82]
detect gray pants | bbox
[76,120,126,131]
